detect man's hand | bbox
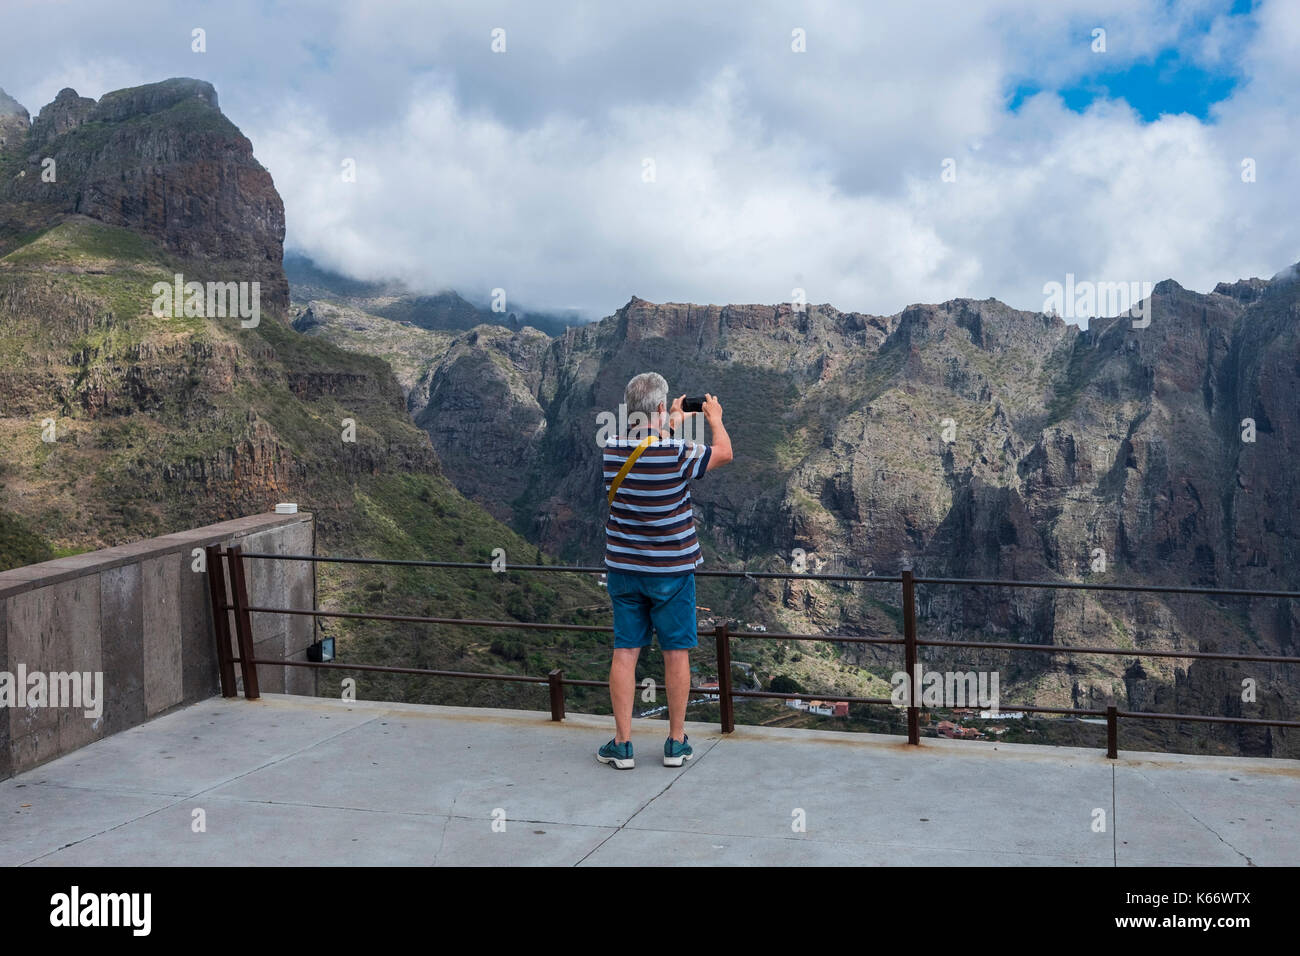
[664,394,688,436]
[703,393,723,425]
[667,394,687,432]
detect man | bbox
[597,372,733,769]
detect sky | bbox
[2,0,1297,322]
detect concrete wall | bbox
[0,512,316,780]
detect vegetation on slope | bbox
[0,218,615,712]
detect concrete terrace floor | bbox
[2,694,1297,866]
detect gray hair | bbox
[624,372,668,422]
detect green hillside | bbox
[0,217,617,713]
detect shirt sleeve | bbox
[679,440,712,480]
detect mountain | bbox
[0,79,610,712]
[285,252,588,337]
[313,281,1300,756]
[1,78,287,310]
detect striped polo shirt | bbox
[604,434,712,575]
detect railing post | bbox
[1106,705,1118,759]
[205,544,238,697]
[226,544,261,700]
[903,569,920,745]
[715,622,734,734]
[548,668,565,722]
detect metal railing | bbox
[205,545,1300,759]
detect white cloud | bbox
[3,0,1296,321]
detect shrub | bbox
[769,674,805,694]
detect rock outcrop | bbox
[0,78,287,311]
[27,87,95,148]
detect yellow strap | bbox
[607,434,658,506]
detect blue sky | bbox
[1007,0,1256,122]
[1008,46,1243,120]
[1,0,1296,320]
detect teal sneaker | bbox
[597,739,635,769]
[663,734,693,767]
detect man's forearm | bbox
[708,418,733,467]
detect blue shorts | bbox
[607,571,699,651]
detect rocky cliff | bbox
[0,78,286,310]
[0,78,609,713]
[327,278,1299,756]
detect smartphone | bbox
[682,396,706,413]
